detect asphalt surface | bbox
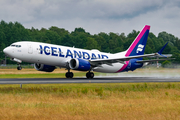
[0,77,180,84]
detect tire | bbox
[17,66,22,70]
[65,72,69,78]
[90,72,94,78]
[66,72,74,78]
[69,72,74,78]
[86,72,90,78]
[86,72,94,79]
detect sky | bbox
[0,0,180,38]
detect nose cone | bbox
[3,47,11,55]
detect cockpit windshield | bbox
[11,44,15,47]
[11,44,21,47]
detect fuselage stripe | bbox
[116,61,129,73]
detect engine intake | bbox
[69,58,91,71]
[34,63,56,72]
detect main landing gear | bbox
[86,72,94,79]
[17,64,22,70]
[65,69,94,79]
[65,69,74,78]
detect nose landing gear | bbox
[17,64,22,70]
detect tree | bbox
[158,31,176,45]
[0,42,6,60]
[85,37,99,50]
[61,34,74,47]
[127,30,139,38]
[123,38,134,50]
[146,37,155,52]
[0,20,179,65]
[74,28,86,33]
[0,31,6,45]
[162,60,171,67]
[49,26,69,37]
[172,53,180,63]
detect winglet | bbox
[158,42,168,57]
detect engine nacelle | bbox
[34,63,56,72]
[69,58,91,71]
[126,59,143,71]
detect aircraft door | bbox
[28,44,33,54]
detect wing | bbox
[89,53,163,66]
[89,42,174,67]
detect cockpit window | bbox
[11,44,21,47]
[16,45,21,47]
[11,44,15,47]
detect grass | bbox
[0,73,86,78]
[0,68,102,78]
[0,68,180,119]
[0,64,34,69]
[0,83,179,120]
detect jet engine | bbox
[127,59,143,71]
[34,63,56,72]
[69,58,91,71]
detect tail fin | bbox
[158,42,168,55]
[125,25,150,57]
[157,42,168,58]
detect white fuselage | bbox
[4,41,127,73]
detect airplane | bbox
[3,25,173,78]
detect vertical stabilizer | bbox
[125,25,150,57]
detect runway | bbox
[0,77,180,84]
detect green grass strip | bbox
[0,72,101,78]
[0,83,179,94]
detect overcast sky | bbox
[0,0,180,38]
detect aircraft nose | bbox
[3,47,10,55]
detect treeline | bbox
[0,20,180,64]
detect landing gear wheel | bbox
[17,66,22,70]
[69,72,73,78]
[86,72,94,79]
[65,72,74,78]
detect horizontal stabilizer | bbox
[148,54,172,58]
[136,58,175,63]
